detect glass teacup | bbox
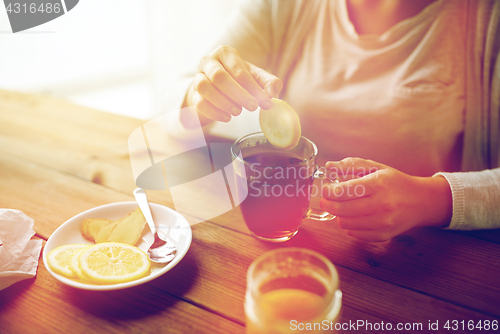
[231,132,336,242]
[245,248,343,333]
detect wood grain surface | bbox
[0,89,499,334]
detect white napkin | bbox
[0,209,43,290]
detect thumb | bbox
[326,158,385,181]
[248,63,283,98]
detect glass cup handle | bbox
[304,168,338,221]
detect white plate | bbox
[43,201,192,291]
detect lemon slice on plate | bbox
[47,244,89,278]
[259,98,301,149]
[70,246,92,280]
[79,242,150,284]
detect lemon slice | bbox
[259,98,301,149]
[79,242,150,284]
[47,244,90,278]
[70,246,92,280]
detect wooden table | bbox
[0,89,499,334]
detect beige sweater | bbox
[171,0,500,230]
[436,0,500,230]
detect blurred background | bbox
[0,0,235,120]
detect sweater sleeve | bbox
[433,168,500,230]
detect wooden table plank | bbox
[0,89,139,195]
[2,90,500,334]
[0,153,194,239]
[0,246,244,334]
[2,147,499,324]
[176,222,499,325]
[289,221,500,318]
[3,88,500,242]
[3,150,497,332]
[209,207,500,319]
[0,154,132,239]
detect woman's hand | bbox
[183,45,283,124]
[320,158,453,242]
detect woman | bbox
[176,0,500,241]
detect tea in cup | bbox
[231,132,336,242]
[245,248,342,333]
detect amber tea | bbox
[231,132,336,242]
[239,151,314,241]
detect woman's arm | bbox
[320,158,500,242]
[435,169,500,230]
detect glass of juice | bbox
[231,132,336,242]
[245,248,342,333]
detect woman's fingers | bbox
[192,91,232,123]
[319,157,440,242]
[247,63,283,100]
[195,46,283,121]
[193,73,242,116]
[321,157,391,201]
[200,57,259,111]
[326,157,384,181]
[319,196,378,217]
[322,172,379,201]
[335,216,380,231]
[217,48,274,109]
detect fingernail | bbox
[231,107,241,116]
[222,115,231,122]
[261,100,272,110]
[247,100,258,111]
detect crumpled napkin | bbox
[0,209,43,290]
